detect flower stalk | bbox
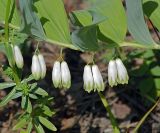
[98,92,120,133]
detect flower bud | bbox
[92,65,105,92]
[52,61,61,88]
[31,55,41,80]
[61,61,71,89]
[83,65,94,93]
[13,45,24,69]
[38,54,46,79]
[116,58,129,84]
[108,60,118,87]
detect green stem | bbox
[133,97,160,133]
[4,0,15,67]
[98,92,120,133]
[4,0,20,84]
[4,0,11,42]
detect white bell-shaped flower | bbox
[92,65,105,92]
[83,65,94,93]
[13,45,24,69]
[116,58,129,84]
[52,61,61,88]
[38,54,46,79]
[108,60,118,87]
[31,55,41,80]
[61,61,71,89]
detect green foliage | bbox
[71,0,127,49]
[0,0,160,51]
[0,82,16,90]
[18,0,46,40]
[0,72,56,132]
[143,0,160,32]
[126,0,156,46]
[71,11,106,51]
[34,0,74,48]
[38,116,57,131]
[0,88,16,107]
[0,0,20,27]
[128,50,160,103]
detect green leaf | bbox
[38,116,57,131]
[34,0,77,49]
[143,0,160,32]
[71,0,127,47]
[29,83,37,91]
[26,98,32,113]
[29,94,38,99]
[22,75,34,83]
[18,0,45,40]
[21,96,32,113]
[21,96,27,109]
[154,78,160,90]
[27,121,33,133]
[70,10,92,26]
[71,11,106,51]
[0,82,15,90]
[125,0,157,46]
[11,92,22,99]
[34,119,45,133]
[42,105,55,117]
[91,0,127,43]
[0,88,16,107]
[13,117,29,130]
[151,66,160,76]
[31,87,48,96]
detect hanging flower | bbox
[61,61,71,89]
[116,58,129,84]
[108,58,129,87]
[52,61,61,88]
[52,61,71,89]
[13,45,24,69]
[83,65,94,93]
[38,54,46,79]
[31,55,41,80]
[83,64,105,93]
[108,60,118,87]
[92,65,105,92]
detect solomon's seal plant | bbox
[1,0,160,132]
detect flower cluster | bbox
[52,61,71,89]
[83,58,129,93]
[83,65,104,93]
[108,58,129,87]
[31,54,46,80]
[13,46,129,91]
